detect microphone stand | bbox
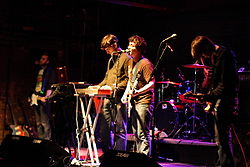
[111,52,120,150]
[151,42,173,159]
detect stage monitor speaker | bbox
[0,135,71,167]
[100,150,161,167]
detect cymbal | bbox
[156,81,181,85]
[182,63,211,68]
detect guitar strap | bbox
[131,58,144,84]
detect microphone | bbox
[162,34,177,43]
[115,49,130,54]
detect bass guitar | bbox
[181,91,215,113]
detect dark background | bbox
[0,0,249,149]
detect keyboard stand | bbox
[73,94,106,167]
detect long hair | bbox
[191,36,215,60]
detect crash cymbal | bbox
[182,63,211,68]
[156,81,181,85]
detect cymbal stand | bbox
[190,68,198,135]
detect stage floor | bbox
[65,138,217,167]
[0,137,218,167]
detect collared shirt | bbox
[99,53,131,97]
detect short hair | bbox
[128,35,147,54]
[100,34,119,50]
[191,36,215,60]
[41,52,50,61]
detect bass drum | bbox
[154,101,179,137]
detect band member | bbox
[98,34,131,152]
[121,35,155,156]
[190,36,239,167]
[30,52,57,140]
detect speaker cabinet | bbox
[100,150,161,167]
[0,135,71,167]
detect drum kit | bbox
[154,63,213,140]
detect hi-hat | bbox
[182,63,211,68]
[156,81,181,85]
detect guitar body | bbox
[30,93,39,106]
[29,93,47,106]
[181,91,215,114]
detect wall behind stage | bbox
[0,0,249,142]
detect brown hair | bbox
[100,34,119,50]
[191,36,215,60]
[128,35,147,54]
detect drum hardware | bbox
[172,65,212,140]
[156,81,180,102]
[172,102,212,140]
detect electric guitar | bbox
[29,93,48,106]
[127,73,141,118]
[7,100,30,136]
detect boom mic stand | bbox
[151,41,174,159]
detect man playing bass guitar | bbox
[186,36,239,167]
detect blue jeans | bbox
[214,101,236,167]
[131,103,153,156]
[99,98,127,152]
[34,102,51,140]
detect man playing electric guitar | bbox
[30,52,57,140]
[121,35,154,156]
[124,72,141,118]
